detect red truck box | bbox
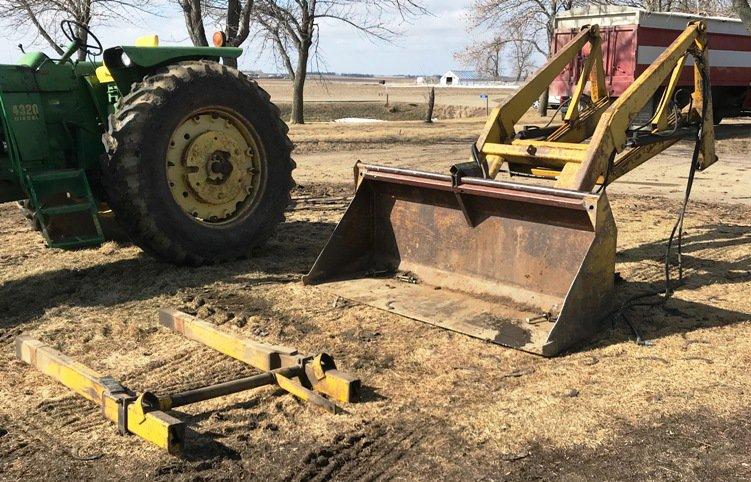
[551,6,751,121]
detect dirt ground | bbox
[1,110,750,481]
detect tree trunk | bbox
[76,26,88,61]
[734,0,751,34]
[181,0,209,46]
[537,90,549,117]
[290,42,310,124]
[224,0,240,66]
[226,0,240,38]
[425,87,435,123]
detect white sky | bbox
[0,0,475,76]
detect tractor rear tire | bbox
[102,61,294,265]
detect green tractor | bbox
[0,21,294,264]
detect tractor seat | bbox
[96,35,159,83]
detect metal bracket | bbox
[15,336,185,454]
[159,309,360,404]
[115,395,136,436]
[101,375,127,395]
[101,375,135,436]
[15,312,361,455]
[453,192,475,228]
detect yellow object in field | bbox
[15,310,360,454]
[134,34,159,47]
[15,336,184,454]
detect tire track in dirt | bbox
[121,346,196,381]
[285,421,431,482]
[0,411,73,466]
[122,346,258,395]
[0,415,41,461]
[0,409,109,480]
[35,396,105,435]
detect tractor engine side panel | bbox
[0,61,106,198]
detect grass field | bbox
[0,79,750,481]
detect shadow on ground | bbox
[714,122,751,140]
[505,409,751,481]
[274,408,751,481]
[0,220,337,330]
[2,211,750,353]
[579,221,751,352]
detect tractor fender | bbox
[102,46,243,95]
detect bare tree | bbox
[504,18,536,81]
[509,42,535,81]
[425,87,435,123]
[461,0,734,116]
[253,0,429,124]
[174,0,255,67]
[454,37,506,79]
[461,0,581,116]
[176,0,211,46]
[1,0,155,60]
[598,0,733,14]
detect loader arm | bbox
[476,21,716,191]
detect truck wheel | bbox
[102,60,294,265]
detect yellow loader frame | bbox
[476,21,716,190]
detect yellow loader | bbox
[304,22,717,356]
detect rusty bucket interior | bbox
[304,164,618,356]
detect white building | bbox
[439,70,517,87]
[439,70,482,86]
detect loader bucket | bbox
[304,164,617,356]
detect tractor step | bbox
[50,236,108,249]
[28,169,89,182]
[40,202,93,216]
[24,169,104,249]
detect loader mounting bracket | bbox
[16,310,360,455]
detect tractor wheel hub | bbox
[166,111,263,223]
[209,152,234,180]
[184,130,250,206]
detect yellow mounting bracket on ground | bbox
[475,21,717,190]
[305,22,718,357]
[16,309,360,455]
